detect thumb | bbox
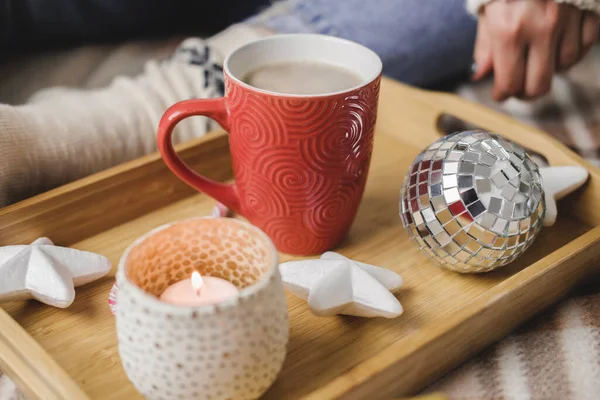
[472,17,493,81]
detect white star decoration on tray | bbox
[0,237,112,308]
[279,252,404,318]
[540,166,588,227]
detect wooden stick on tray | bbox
[0,308,90,400]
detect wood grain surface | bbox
[1,78,599,400]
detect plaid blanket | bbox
[1,45,599,400]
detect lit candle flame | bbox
[191,271,204,296]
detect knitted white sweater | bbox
[0,25,264,207]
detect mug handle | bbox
[157,98,241,213]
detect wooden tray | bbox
[1,77,600,400]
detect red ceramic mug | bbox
[157,34,382,255]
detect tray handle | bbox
[0,308,90,400]
[380,79,586,168]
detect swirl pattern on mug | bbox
[226,75,381,255]
[363,79,381,122]
[231,155,251,184]
[229,86,286,149]
[275,98,340,138]
[241,173,290,218]
[253,149,336,209]
[261,218,325,256]
[299,99,373,176]
[226,78,247,110]
[304,182,362,238]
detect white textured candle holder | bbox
[115,217,288,400]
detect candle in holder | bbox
[160,271,238,306]
[116,217,288,400]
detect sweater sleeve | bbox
[466,0,600,16]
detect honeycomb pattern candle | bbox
[400,130,545,273]
[115,217,288,400]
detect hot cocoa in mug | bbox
[242,60,364,95]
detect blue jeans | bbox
[0,0,476,87]
[251,0,478,87]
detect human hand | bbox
[472,0,599,101]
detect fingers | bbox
[481,0,595,102]
[557,9,598,71]
[580,11,600,59]
[472,16,493,81]
[490,26,527,101]
[557,8,582,70]
[525,35,556,98]
[524,4,563,98]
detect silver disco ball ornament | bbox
[400,130,546,273]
